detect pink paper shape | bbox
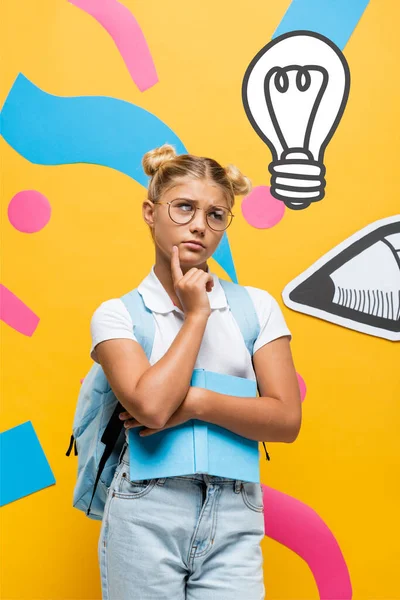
[8,190,51,233]
[297,372,307,402]
[262,485,352,599]
[241,185,285,229]
[69,0,158,92]
[0,285,40,336]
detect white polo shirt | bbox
[90,265,292,384]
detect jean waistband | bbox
[118,442,246,486]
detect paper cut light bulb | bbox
[242,31,350,210]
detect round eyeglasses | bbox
[153,198,234,231]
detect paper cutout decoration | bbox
[68,0,158,92]
[0,284,40,336]
[241,185,286,229]
[263,484,352,598]
[0,421,56,506]
[0,74,237,282]
[211,230,238,283]
[297,372,307,402]
[0,74,185,188]
[273,0,370,51]
[242,31,350,210]
[8,190,51,233]
[282,216,400,341]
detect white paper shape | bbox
[242,31,350,210]
[282,215,400,341]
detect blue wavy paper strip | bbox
[0,73,237,281]
[0,421,56,506]
[0,73,186,187]
[273,0,370,49]
[212,230,237,283]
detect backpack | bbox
[66,279,270,520]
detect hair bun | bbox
[224,164,252,196]
[142,144,178,177]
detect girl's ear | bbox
[143,200,156,227]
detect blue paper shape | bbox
[213,231,238,283]
[0,421,56,506]
[0,73,237,279]
[0,73,186,187]
[273,0,370,50]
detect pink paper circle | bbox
[296,372,307,402]
[241,186,285,229]
[8,190,51,233]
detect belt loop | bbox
[234,479,242,493]
[118,442,128,466]
[157,477,167,486]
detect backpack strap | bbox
[84,289,156,517]
[120,288,155,360]
[219,279,260,355]
[219,279,270,462]
[99,288,155,466]
[84,397,127,517]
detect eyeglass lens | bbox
[169,199,231,230]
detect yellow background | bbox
[1,1,399,598]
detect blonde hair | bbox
[142,144,252,210]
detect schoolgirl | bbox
[90,144,302,599]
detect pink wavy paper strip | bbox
[69,0,158,92]
[297,372,307,401]
[0,285,40,336]
[262,485,352,599]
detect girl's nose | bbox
[190,208,207,230]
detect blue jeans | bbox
[99,443,265,599]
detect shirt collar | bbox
[137,264,228,314]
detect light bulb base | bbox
[269,151,326,210]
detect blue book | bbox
[128,368,260,482]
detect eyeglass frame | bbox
[150,199,235,231]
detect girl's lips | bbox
[182,242,204,250]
